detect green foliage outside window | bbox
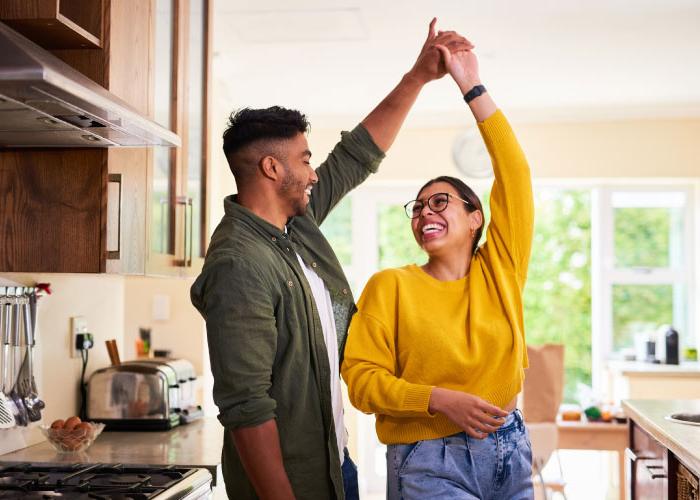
[522,189,592,401]
[320,196,353,267]
[612,285,674,351]
[614,207,675,268]
[378,204,426,269]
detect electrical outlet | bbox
[70,316,88,358]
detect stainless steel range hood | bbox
[0,22,180,148]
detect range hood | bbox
[0,22,180,148]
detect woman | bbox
[341,39,535,500]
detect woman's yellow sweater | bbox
[341,110,534,445]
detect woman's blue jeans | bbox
[387,409,534,500]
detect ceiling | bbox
[212,0,700,127]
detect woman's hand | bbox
[407,18,474,85]
[429,387,509,439]
[435,39,497,122]
[434,44,481,95]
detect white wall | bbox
[0,273,125,454]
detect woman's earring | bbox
[470,227,475,238]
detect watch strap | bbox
[464,84,486,103]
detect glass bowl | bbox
[40,422,105,453]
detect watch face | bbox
[451,128,492,179]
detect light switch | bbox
[152,294,170,321]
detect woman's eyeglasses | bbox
[403,192,473,219]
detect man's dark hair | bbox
[222,106,309,181]
[417,175,484,255]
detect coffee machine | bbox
[656,325,680,365]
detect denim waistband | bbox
[498,408,525,433]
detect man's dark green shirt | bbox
[191,124,384,499]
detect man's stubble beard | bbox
[279,163,308,217]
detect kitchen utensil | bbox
[26,294,44,410]
[0,297,16,428]
[8,297,28,426]
[17,299,42,421]
[105,339,121,366]
[28,291,44,414]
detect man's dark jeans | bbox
[341,447,359,500]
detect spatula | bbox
[8,298,28,426]
[0,299,17,428]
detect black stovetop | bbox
[0,463,201,499]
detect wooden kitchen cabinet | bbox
[0,0,210,274]
[0,0,104,49]
[0,0,151,273]
[147,0,211,277]
[625,400,700,500]
[628,420,669,499]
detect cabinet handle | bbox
[106,174,122,259]
[175,197,193,267]
[644,464,667,480]
[187,197,193,267]
[625,448,667,480]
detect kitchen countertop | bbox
[0,417,224,484]
[608,360,700,376]
[622,399,700,474]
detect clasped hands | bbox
[408,18,480,91]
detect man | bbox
[191,20,471,499]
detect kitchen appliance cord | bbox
[79,347,89,420]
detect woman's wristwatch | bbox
[464,84,486,103]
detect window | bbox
[524,188,591,400]
[592,187,694,389]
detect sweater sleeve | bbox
[341,273,434,418]
[478,110,534,288]
[309,123,385,226]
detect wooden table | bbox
[557,420,629,500]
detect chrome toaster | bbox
[86,358,202,431]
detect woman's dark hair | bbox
[416,175,484,255]
[222,106,309,178]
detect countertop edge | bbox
[622,400,700,475]
[0,418,224,486]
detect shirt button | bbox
[311,262,317,268]
[271,236,277,242]
[288,281,294,287]
[286,247,291,252]
[342,288,349,295]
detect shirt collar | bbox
[224,194,298,238]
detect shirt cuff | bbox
[339,123,386,174]
[217,397,277,430]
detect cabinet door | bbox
[181,0,210,275]
[147,0,210,276]
[147,0,182,276]
[628,421,669,500]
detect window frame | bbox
[591,182,697,391]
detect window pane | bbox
[612,284,674,352]
[523,189,592,401]
[320,196,352,267]
[378,204,425,269]
[614,207,683,268]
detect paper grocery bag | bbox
[522,344,565,423]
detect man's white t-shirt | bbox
[296,253,347,465]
